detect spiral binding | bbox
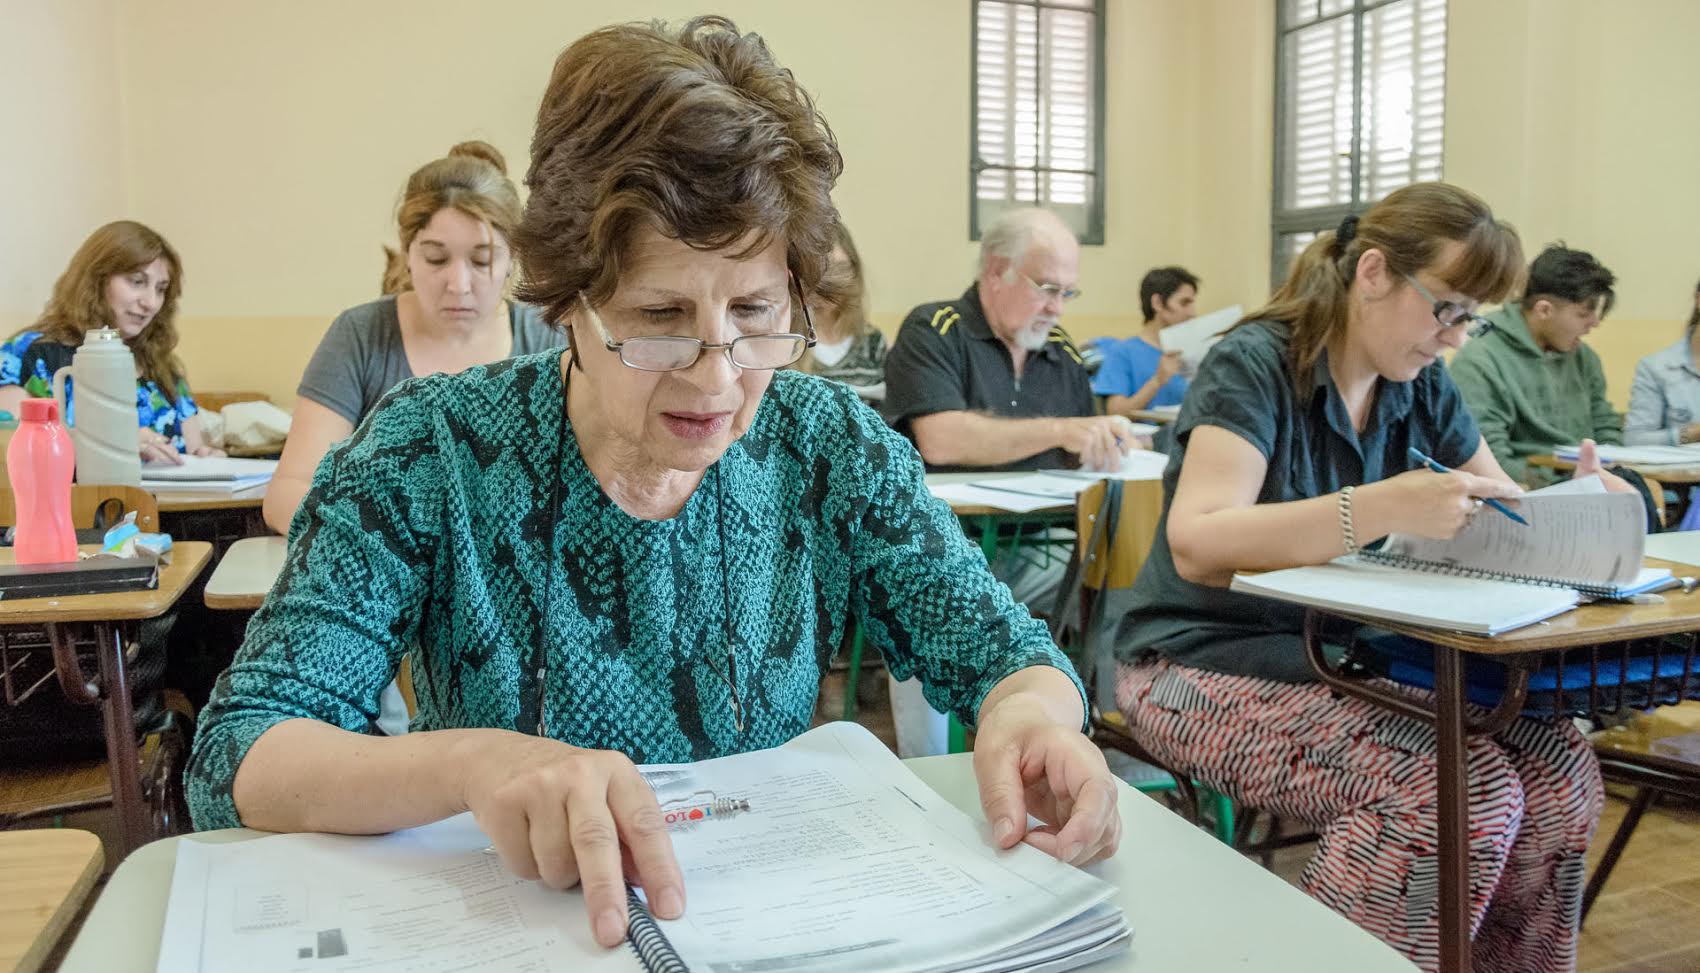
[625,887,689,973]
[1357,549,1624,599]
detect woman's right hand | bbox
[458,734,684,949]
[1356,468,1521,541]
[138,428,182,465]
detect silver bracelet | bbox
[1338,486,1358,555]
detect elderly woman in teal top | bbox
[187,17,1119,952]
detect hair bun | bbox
[448,140,507,176]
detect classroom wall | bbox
[0,0,1275,404]
[1446,0,1700,408]
[0,0,126,335]
[2,1,1691,409]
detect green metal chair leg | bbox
[840,624,866,722]
[1207,788,1236,844]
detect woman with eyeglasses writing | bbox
[187,17,1119,951]
[1111,183,1620,973]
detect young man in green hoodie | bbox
[1449,244,1622,485]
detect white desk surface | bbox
[202,534,287,609]
[60,753,1412,972]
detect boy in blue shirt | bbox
[1093,266,1198,414]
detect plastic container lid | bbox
[19,399,60,422]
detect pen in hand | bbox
[1406,447,1528,526]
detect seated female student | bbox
[1112,183,1627,973]
[794,221,886,400]
[1626,277,1700,446]
[188,17,1119,951]
[261,141,564,535]
[0,220,222,463]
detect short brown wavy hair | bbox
[30,221,186,390]
[515,16,844,326]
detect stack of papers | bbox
[157,723,1130,973]
[142,456,276,492]
[925,451,1170,513]
[1553,443,1700,466]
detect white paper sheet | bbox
[926,482,1074,513]
[157,815,633,973]
[637,722,1122,973]
[1158,305,1242,375]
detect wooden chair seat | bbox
[0,736,162,822]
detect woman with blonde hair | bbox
[1112,182,1619,972]
[795,221,886,400]
[0,220,220,463]
[261,140,564,535]
[191,17,1119,950]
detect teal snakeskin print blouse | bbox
[187,351,1082,830]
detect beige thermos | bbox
[52,327,141,486]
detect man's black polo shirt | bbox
[884,284,1095,473]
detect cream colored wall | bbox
[7,1,1692,409]
[0,0,126,334]
[5,0,1275,405]
[1447,0,1700,409]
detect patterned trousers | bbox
[1116,659,1603,973]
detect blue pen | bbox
[1406,447,1529,526]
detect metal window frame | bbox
[1270,0,1443,284]
[969,0,1107,245]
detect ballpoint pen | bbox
[1406,447,1529,526]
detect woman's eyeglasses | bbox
[579,284,817,372]
[1404,275,1495,337]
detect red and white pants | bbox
[1117,658,1603,973]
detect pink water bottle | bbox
[8,399,78,564]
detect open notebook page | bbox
[1231,561,1580,636]
[1375,477,1646,588]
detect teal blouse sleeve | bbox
[185,382,442,830]
[836,390,1088,728]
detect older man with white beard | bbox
[885,207,1128,475]
[880,208,1128,754]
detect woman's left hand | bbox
[1572,439,1638,495]
[971,692,1121,867]
[192,445,227,458]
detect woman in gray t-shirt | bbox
[264,141,565,536]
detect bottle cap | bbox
[19,399,60,422]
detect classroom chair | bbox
[0,486,190,847]
[1051,478,1240,843]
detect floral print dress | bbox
[0,331,198,453]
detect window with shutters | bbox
[971,0,1105,244]
[1272,0,1447,283]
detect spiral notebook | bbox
[1231,477,1671,636]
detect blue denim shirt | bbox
[1626,339,1700,445]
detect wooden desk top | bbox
[0,829,104,973]
[1329,556,1700,655]
[154,484,267,513]
[0,542,212,624]
[204,535,287,611]
[1128,408,1179,425]
[1528,454,1700,485]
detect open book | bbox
[1231,477,1671,636]
[158,722,1129,973]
